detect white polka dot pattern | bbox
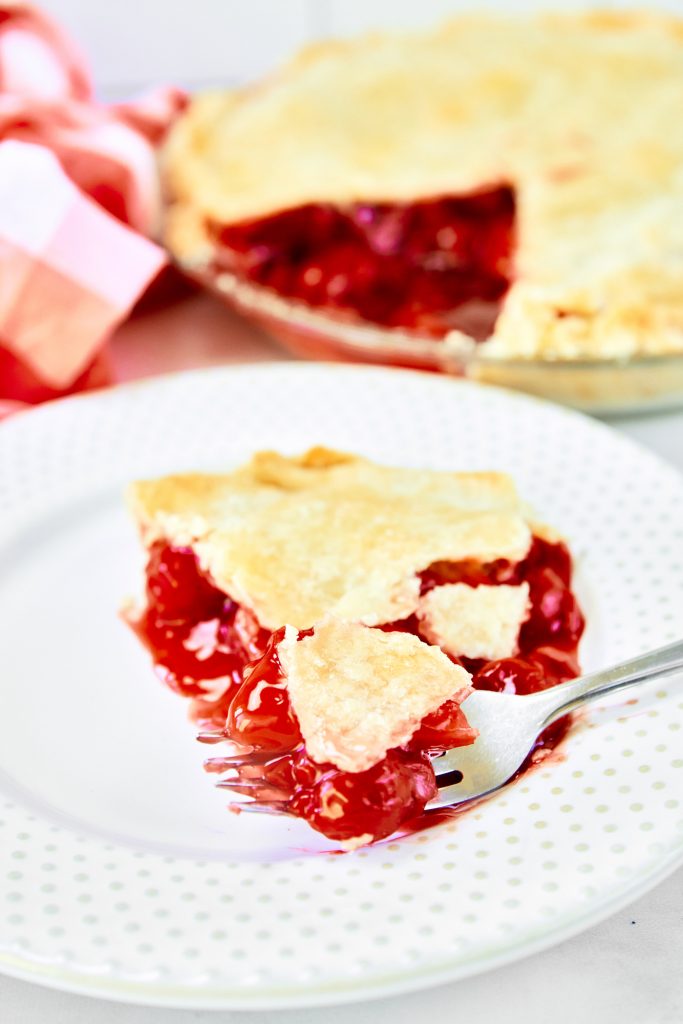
[0,363,682,1009]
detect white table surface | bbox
[3,294,682,1023]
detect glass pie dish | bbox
[197,267,683,416]
[162,12,683,415]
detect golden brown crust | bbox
[277,621,472,773]
[163,12,683,361]
[128,448,532,630]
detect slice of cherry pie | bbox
[162,12,683,365]
[126,448,584,848]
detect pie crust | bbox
[418,582,530,661]
[162,12,683,362]
[129,447,531,629]
[277,621,472,773]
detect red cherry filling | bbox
[144,542,224,623]
[419,537,584,679]
[419,536,584,770]
[209,186,515,341]
[131,534,583,845]
[130,543,270,713]
[225,628,302,753]
[409,697,478,752]
[213,629,473,844]
[288,748,438,845]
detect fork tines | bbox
[228,800,293,817]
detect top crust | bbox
[129,447,532,630]
[163,12,683,361]
[277,621,473,773]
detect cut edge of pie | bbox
[161,11,683,362]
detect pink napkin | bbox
[0,6,186,413]
[0,139,166,384]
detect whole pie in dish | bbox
[162,12,683,367]
[126,448,585,849]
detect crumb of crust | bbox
[277,621,473,774]
[119,595,140,621]
[528,520,565,545]
[340,833,374,852]
[418,582,530,661]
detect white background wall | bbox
[38,0,683,96]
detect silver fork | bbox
[207,638,683,817]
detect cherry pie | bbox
[162,12,683,364]
[127,448,584,849]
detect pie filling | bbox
[208,185,515,341]
[131,533,583,846]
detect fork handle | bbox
[530,638,683,728]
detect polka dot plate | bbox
[1,363,682,1009]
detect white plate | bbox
[1,363,682,1009]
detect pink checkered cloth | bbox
[0,5,186,416]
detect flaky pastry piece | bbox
[129,446,532,630]
[418,582,531,661]
[278,621,473,774]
